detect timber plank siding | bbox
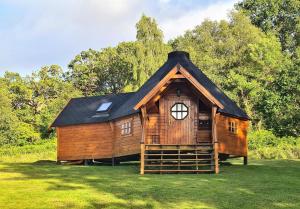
[52,51,250,173]
[57,123,113,161]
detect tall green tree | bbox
[236,0,300,55]
[67,15,171,93]
[135,15,171,87]
[94,47,133,94]
[31,65,82,137]
[2,65,81,140]
[170,12,290,135]
[0,79,39,145]
[67,49,99,96]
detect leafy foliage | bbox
[0,11,299,150]
[236,0,300,55]
[0,66,81,146]
[170,12,299,136]
[248,130,300,159]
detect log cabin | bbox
[51,51,250,174]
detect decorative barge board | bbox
[51,51,250,174]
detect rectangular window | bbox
[121,121,132,136]
[228,121,237,134]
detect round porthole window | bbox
[171,103,188,120]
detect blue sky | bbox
[0,0,238,76]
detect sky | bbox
[0,0,239,76]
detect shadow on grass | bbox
[1,159,300,209]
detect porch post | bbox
[212,105,219,174]
[140,143,145,175]
[140,106,147,175]
[141,106,147,144]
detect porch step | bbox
[144,169,214,173]
[145,164,214,167]
[141,144,218,174]
[144,153,212,155]
[145,158,213,161]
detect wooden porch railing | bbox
[140,143,219,174]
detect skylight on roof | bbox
[96,102,112,112]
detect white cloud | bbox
[0,0,239,76]
[160,0,238,40]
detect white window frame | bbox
[121,121,132,136]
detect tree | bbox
[2,66,82,140]
[170,12,290,134]
[236,0,300,55]
[67,15,172,94]
[0,79,39,145]
[67,49,99,96]
[135,15,171,86]
[31,65,82,137]
[94,47,133,94]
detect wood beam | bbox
[140,143,145,175]
[56,128,60,163]
[134,67,178,110]
[134,64,224,111]
[140,106,147,144]
[179,66,224,109]
[212,106,219,174]
[172,74,185,79]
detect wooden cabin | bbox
[51,51,250,174]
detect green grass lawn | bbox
[0,150,300,209]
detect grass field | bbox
[0,145,300,209]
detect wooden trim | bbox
[172,74,185,78]
[212,106,219,174]
[140,106,147,144]
[179,66,224,109]
[134,63,224,111]
[140,143,145,175]
[56,128,60,162]
[134,66,178,110]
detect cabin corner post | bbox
[212,106,219,174]
[140,106,147,175]
[140,143,145,175]
[140,106,148,144]
[56,128,60,164]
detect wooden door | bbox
[164,97,196,144]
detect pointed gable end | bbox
[132,51,249,120]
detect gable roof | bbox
[51,51,249,127]
[51,92,137,127]
[111,51,249,120]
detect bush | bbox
[0,139,56,162]
[249,130,300,159]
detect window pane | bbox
[179,112,183,119]
[177,104,182,111]
[97,102,112,112]
[171,106,176,111]
[182,112,187,118]
[171,112,177,118]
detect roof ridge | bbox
[71,92,136,100]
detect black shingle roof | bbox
[51,51,249,127]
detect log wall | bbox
[216,114,249,156]
[113,114,142,157]
[57,123,113,161]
